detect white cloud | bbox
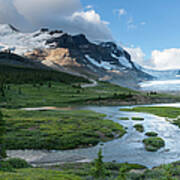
[0,0,112,41]
[117,9,127,16]
[124,46,180,70]
[150,48,180,70]
[124,46,148,66]
[66,10,112,41]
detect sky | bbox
[0,0,180,70]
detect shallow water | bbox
[8,103,180,168]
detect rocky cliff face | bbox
[25,32,152,88]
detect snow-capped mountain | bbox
[0,24,152,88]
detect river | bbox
[7,103,180,168]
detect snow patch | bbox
[85,55,115,70]
[111,52,132,69]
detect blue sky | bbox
[82,0,180,59]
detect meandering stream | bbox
[7,103,180,168]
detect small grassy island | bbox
[132,117,144,121]
[134,124,144,132]
[143,137,165,152]
[145,131,158,137]
[119,117,129,120]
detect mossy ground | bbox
[2,109,126,150]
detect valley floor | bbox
[2,65,180,179]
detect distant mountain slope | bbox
[0,24,152,88]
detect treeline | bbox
[0,64,88,85]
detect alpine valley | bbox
[2,23,180,180]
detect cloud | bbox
[0,0,29,30]
[68,10,112,41]
[150,48,180,70]
[123,46,149,66]
[117,9,127,16]
[0,0,112,41]
[124,46,180,70]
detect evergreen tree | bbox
[91,149,107,178]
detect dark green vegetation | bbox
[145,131,158,137]
[2,109,126,150]
[91,149,107,178]
[0,158,31,172]
[48,162,146,180]
[0,63,138,108]
[143,137,165,152]
[2,160,180,179]
[119,117,129,120]
[1,64,180,109]
[134,124,144,133]
[0,64,88,85]
[0,159,146,180]
[132,117,144,121]
[125,161,180,180]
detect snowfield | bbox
[0,24,64,55]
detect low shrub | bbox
[0,161,13,172]
[143,137,165,152]
[6,158,31,169]
[145,131,158,137]
[134,124,144,133]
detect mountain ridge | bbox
[0,24,152,88]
